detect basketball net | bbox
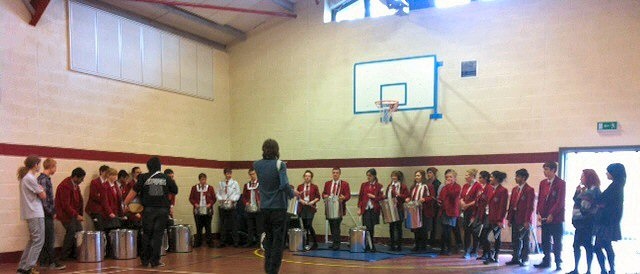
[375,100,399,124]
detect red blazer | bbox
[383,182,409,211]
[242,181,261,206]
[297,183,321,214]
[357,181,384,214]
[322,180,351,216]
[460,182,484,214]
[99,182,123,219]
[536,176,566,224]
[55,177,84,223]
[487,184,509,224]
[506,184,535,225]
[85,177,103,215]
[409,182,436,218]
[439,182,461,218]
[474,183,492,220]
[189,184,217,207]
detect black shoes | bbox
[505,260,520,266]
[534,261,551,268]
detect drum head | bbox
[129,203,144,213]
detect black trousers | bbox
[90,213,104,231]
[389,220,403,247]
[453,218,463,247]
[462,211,475,253]
[38,216,56,265]
[511,224,530,262]
[246,212,265,243]
[60,219,82,260]
[541,223,563,264]
[219,208,239,245]
[328,218,342,247]
[480,223,502,257]
[262,209,287,274]
[362,209,379,249]
[441,224,454,252]
[429,206,440,244]
[141,207,169,266]
[301,217,317,244]
[194,214,213,245]
[414,225,428,249]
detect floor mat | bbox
[293,249,405,262]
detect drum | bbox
[324,196,343,220]
[75,231,106,262]
[288,228,306,252]
[168,225,193,253]
[349,226,368,253]
[109,229,137,260]
[287,198,299,216]
[245,203,259,213]
[221,200,235,210]
[128,197,144,213]
[194,206,212,215]
[380,198,400,223]
[404,201,422,229]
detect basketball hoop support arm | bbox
[430,60,444,120]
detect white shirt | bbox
[20,172,44,220]
[216,179,241,202]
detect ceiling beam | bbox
[158,4,247,40]
[74,0,226,51]
[270,0,294,13]
[23,0,52,26]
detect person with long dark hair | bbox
[472,170,491,261]
[407,170,436,252]
[567,169,601,274]
[481,171,508,264]
[357,168,384,252]
[254,139,296,274]
[594,163,626,274]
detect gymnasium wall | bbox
[0,0,232,253]
[228,0,640,239]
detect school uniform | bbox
[439,182,461,254]
[506,183,535,265]
[189,184,216,247]
[481,184,508,264]
[409,182,435,251]
[85,177,105,230]
[243,180,263,247]
[357,180,384,252]
[55,177,84,260]
[384,182,409,250]
[216,179,241,247]
[99,181,124,257]
[296,183,320,248]
[460,181,484,256]
[322,180,351,250]
[473,183,492,260]
[535,175,566,268]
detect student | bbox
[55,168,85,261]
[243,168,263,248]
[101,168,124,257]
[594,163,626,274]
[534,162,566,271]
[85,165,109,231]
[253,139,296,274]
[460,169,484,259]
[407,170,436,252]
[296,170,320,250]
[385,170,409,251]
[216,168,241,247]
[164,169,176,218]
[322,167,351,251]
[567,169,600,274]
[189,173,216,248]
[505,169,535,267]
[37,158,65,270]
[17,155,46,274]
[472,171,492,261]
[481,171,508,265]
[357,168,384,252]
[426,167,441,245]
[438,169,462,255]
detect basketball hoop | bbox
[375,100,399,124]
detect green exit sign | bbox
[597,121,618,131]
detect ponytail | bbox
[17,155,41,180]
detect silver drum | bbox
[194,206,212,215]
[109,229,137,260]
[288,228,306,252]
[404,201,423,229]
[325,196,343,220]
[349,226,367,253]
[75,231,106,262]
[245,203,259,213]
[168,225,193,253]
[380,198,400,223]
[287,198,299,216]
[221,200,235,210]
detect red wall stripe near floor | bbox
[1,143,558,170]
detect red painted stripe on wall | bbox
[0,143,558,169]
